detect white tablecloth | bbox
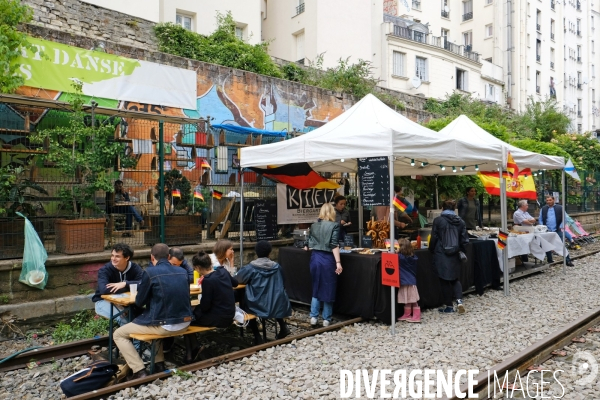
[493,232,569,268]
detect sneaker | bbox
[310,317,318,326]
[323,320,330,327]
[456,300,466,314]
[438,306,455,314]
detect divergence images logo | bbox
[572,351,598,386]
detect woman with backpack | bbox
[429,199,470,314]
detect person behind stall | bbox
[113,243,193,380]
[396,239,420,323]
[539,195,574,266]
[184,251,238,363]
[92,243,144,325]
[105,180,144,236]
[513,199,537,264]
[457,187,482,230]
[236,241,292,345]
[430,199,469,314]
[333,195,351,243]
[209,239,236,275]
[168,247,194,283]
[304,203,343,327]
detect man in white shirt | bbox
[513,200,536,226]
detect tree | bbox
[0,0,36,93]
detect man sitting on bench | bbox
[106,180,144,236]
[113,243,193,380]
[236,241,292,345]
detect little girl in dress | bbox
[397,238,420,323]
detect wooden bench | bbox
[130,314,257,373]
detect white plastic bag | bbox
[233,305,248,327]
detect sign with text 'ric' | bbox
[381,252,400,287]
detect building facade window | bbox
[216,146,228,172]
[536,71,541,93]
[462,0,473,21]
[235,27,244,40]
[392,51,406,76]
[463,31,472,51]
[485,24,493,37]
[176,14,192,30]
[295,31,305,63]
[456,68,468,91]
[415,56,428,81]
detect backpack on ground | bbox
[60,360,119,397]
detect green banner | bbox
[16,37,140,92]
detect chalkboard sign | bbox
[357,157,390,206]
[254,200,278,241]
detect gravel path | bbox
[2,249,600,399]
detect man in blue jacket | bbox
[92,243,143,325]
[539,196,574,266]
[114,243,194,380]
[236,241,292,344]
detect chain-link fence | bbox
[0,99,308,259]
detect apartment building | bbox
[81,0,262,45]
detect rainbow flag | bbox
[194,190,204,201]
[172,189,181,198]
[212,189,222,200]
[393,196,408,212]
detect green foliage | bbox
[373,92,405,111]
[187,187,209,214]
[396,175,483,204]
[281,63,307,82]
[155,169,192,215]
[0,165,48,217]
[515,97,571,141]
[30,82,122,217]
[554,133,600,173]
[154,12,282,78]
[0,295,9,304]
[423,116,454,132]
[52,310,110,344]
[510,138,569,159]
[171,369,194,380]
[0,0,36,93]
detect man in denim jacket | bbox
[114,243,193,380]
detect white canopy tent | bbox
[238,95,568,330]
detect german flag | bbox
[194,190,204,201]
[249,162,339,190]
[498,231,508,242]
[199,158,211,169]
[212,189,222,200]
[393,196,408,212]
[172,189,181,198]
[497,239,506,250]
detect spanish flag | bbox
[393,196,408,212]
[478,168,537,200]
[506,152,519,178]
[194,190,204,201]
[249,162,339,190]
[172,189,181,198]
[212,189,222,200]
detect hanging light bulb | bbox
[440,165,445,171]
[340,158,345,162]
[410,159,415,166]
[452,166,457,173]
[460,166,466,171]
[534,171,538,176]
[475,165,479,171]
[421,162,428,167]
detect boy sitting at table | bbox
[184,251,238,364]
[236,241,292,344]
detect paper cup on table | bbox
[129,284,138,301]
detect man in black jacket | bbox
[92,243,143,325]
[539,196,574,266]
[114,243,194,380]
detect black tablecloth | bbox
[278,240,501,325]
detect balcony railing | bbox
[536,86,541,93]
[551,33,555,40]
[578,111,583,117]
[578,83,582,89]
[536,54,541,62]
[295,3,305,15]
[577,56,582,62]
[577,30,581,36]
[551,0,555,9]
[537,24,541,31]
[550,61,555,69]
[462,12,473,21]
[441,10,449,18]
[577,1,581,10]
[412,0,421,10]
[391,25,480,63]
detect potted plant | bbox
[0,165,48,259]
[145,169,203,245]
[30,82,122,254]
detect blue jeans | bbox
[111,205,143,230]
[310,297,333,321]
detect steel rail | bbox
[69,317,363,400]
[0,336,109,372]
